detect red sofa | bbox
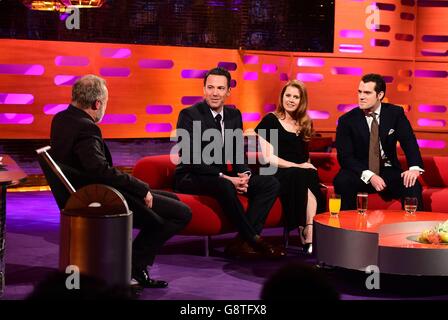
[133,153,448,239]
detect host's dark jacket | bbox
[175,101,250,177]
[50,105,150,201]
[336,102,423,177]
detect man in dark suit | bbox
[50,74,192,288]
[334,73,424,210]
[174,67,284,258]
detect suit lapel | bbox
[355,108,370,145]
[379,103,391,146]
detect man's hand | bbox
[236,173,250,194]
[223,174,249,194]
[370,175,386,192]
[295,162,317,170]
[144,191,153,208]
[401,170,420,188]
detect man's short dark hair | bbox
[361,73,386,99]
[203,67,231,88]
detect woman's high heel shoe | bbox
[299,224,313,255]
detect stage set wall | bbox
[0,0,447,155]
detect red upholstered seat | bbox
[132,153,448,238]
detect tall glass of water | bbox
[357,192,368,215]
[404,197,418,215]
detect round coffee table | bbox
[314,210,448,276]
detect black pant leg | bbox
[245,175,280,234]
[381,167,424,210]
[334,169,368,210]
[129,191,191,269]
[175,173,260,242]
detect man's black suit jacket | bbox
[175,101,250,177]
[50,105,150,201]
[336,103,423,177]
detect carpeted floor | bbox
[2,191,448,300]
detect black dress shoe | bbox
[132,268,168,288]
[253,237,287,258]
[224,238,261,259]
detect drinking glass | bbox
[404,197,418,215]
[357,192,368,215]
[329,194,341,217]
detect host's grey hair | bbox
[72,75,107,109]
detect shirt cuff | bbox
[409,166,424,174]
[361,170,375,184]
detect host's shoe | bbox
[132,268,168,288]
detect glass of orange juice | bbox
[329,194,341,217]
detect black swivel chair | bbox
[36,146,132,287]
[36,146,76,210]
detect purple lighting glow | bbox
[55,56,89,67]
[146,123,173,133]
[340,30,364,38]
[0,93,34,104]
[218,62,237,71]
[181,70,208,78]
[139,59,174,69]
[146,105,173,115]
[415,70,448,78]
[243,72,258,80]
[242,113,261,122]
[371,39,390,47]
[331,67,363,76]
[297,58,324,67]
[418,105,447,113]
[101,114,136,124]
[100,48,132,59]
[337,104,358,112]
[376,3,396,11]
[242,55,259,64]
[417,119,446,127]
[296,73,323,82]
[43,104,69,115]
[308,110,330,120]
[422,35,448,42]
[395,33,414,41]
[400,12,415,20]
[279,73,289,81]
[339,44,363,53]
[100,68,130,77]
[262,64,277,73]
[0,113,34,124]
[54,75,80,86]
[0,64,44,75]
[417,139,446,149]
[181,96,202,105]
[420,49,448,57]
[264,104,276,113]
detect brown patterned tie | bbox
[368,112,380,175]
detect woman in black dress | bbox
[255,80,325,254]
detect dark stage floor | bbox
[3,191,448,300]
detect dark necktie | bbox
[214,114,222,135]
[368,112,380,175]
